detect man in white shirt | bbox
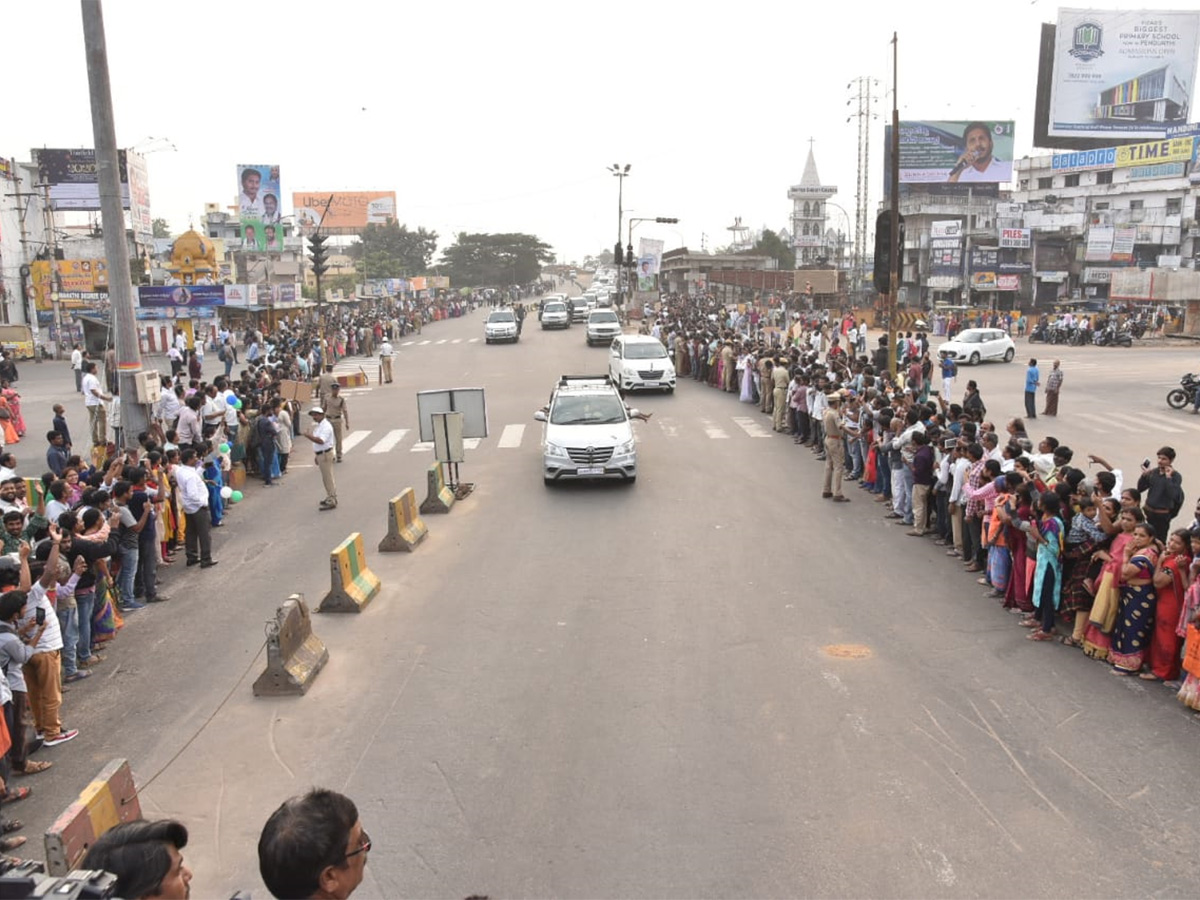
[302,408,337,510]
[80,361,111,449]
[21,527,78,746]
[173,448,216,568]
[71,344,84,393]
[947,443,971,557]
[378,339,394,384]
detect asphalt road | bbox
[9,314,1200,898]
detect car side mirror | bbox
[534,410,547,422]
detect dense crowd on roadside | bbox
[645,291,1200,712]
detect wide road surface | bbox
[12,311,1200,898]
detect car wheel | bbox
[1003,348,1014,362]
[969,352,980,366]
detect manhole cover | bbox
[822,644,873,659]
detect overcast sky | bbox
[3,0,1191,265]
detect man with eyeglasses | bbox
[259,788,369,899]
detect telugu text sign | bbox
[35,148,130,210]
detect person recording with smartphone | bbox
[1137,446,1184,543]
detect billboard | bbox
[1086,226,1115,261]
[126,150,153,242]
[138,285,226,308]
[293,191,396,235]
[930,221,963,239]
[35,148,130,210]
[999,228,1031,248]
[30,259,110,310]
[897,121,1015,183]
[1048,9,1200,140]
[237,165,282,252]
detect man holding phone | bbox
[1138,446,1184,542]
[18,525,78,746]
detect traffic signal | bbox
[625,243,634,267]
[309,234,329,277]
[614,242,624,266]
[873,211,905,294]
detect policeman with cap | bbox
[302,407,337,510]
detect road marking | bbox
[657,417,680,438]
[468,338,480,343]
[732,416,771,438]
[340,430,371,453]
[464,437,482,449]
[368,429,408,453]
[402,341,416,346]
[1106,411,1185,434]
[701,418,729,439]
[1140,411,1197,432]
[435,339,447,345]
[451,338,462,344]
[411,441,434,452]
[497,424,525,448]
[419,340,431,346]
[1075,412,1130,432]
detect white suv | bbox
[534,376,638,484]
[484,309,519,343]
[585,309,622,345]
[608,334,676,393]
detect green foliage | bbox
[438,233,555,287]
[348,221,438,278]
[751,229,795,269]
[151,218,171,239]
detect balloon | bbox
[218,443,231,454]
[229,490,244,503]
[233,398,243,409]
[220,486,233,499]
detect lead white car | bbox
[534,375,638,484]
[936,327,1015,366]
[484,309,519,344]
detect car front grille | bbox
[567,446,614,464]
[636,369,663,379]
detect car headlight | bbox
[617,439,636,455]
[545,442,568,459]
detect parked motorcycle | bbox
[1167,373,1200,410]
[1093,326,1132,348]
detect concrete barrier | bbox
[336,369,369,388]
[378,487,429,553]
[44,759,142,876]
[253,594,329,696]
[318,533,382,613]
[419,462,455,515]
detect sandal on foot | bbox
[1138,672,1159,681]
[1059,636,1082,648]
[1,821,21,835]
[0,837,26,853]
[1027,631,1055,641]
[16,760,51,775]
[0,788,31,804]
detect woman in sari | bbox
[1059,496,1114,648]
[1110,523,1160,675]
[0,395,19,446]
[1002,482,1036,614]
[985,472,1024,597]
[1144,529,1193,681]
[1083,506,1143,661]
[0,381,25,437]
[62,467,85,507]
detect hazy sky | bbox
[3,0,1189,265]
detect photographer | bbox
[81,819,192,899]
[1137,446,1184,543]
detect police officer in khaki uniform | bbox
[314,365,338,408]
[323,384,349,462]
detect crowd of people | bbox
[648,293,1200,708]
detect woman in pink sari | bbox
[0,381,25,437]
[1083,506,1144,661]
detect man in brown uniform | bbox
[822,390,849,502]
[322,384,350,462]
[771,358,791,432]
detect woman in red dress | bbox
[1145,529,1193,681]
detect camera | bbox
[0,859,118,898]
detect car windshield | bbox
[959,332,984,343]
[545,303,566,312]
[590,312,618,323]
[623,342,668,359]
[488,311,515,323]
[550,394,627,425]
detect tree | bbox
[438,233,555,287]
[750,229,795,270]
[151,218,171,239]
[346,221,437,279]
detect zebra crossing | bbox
[329,338,484,392]
[283,406,1200,465]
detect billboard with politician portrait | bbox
[1048,9,1200,140]
[897,121,1015,184]
[237,164,282,252]
[293,191,397,235]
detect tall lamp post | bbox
[608,163,631,307]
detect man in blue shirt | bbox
[1024,357,1040,419]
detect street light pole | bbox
[608,164,631,307]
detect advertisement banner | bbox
[0,158,12,180]
[997,274,1021,291]
[1112,227,1136,261]
[1086,226,1115,261]
[30,259,109,310]
[970,247,1000,272]
[897,121,1015,183]
[930,220,964,239]
[222,285,257,307]
[1127,161,1187,179]
[1052,147,1118,171]
[1049,9,1200,139]
[971,272,998,290]
[293,191,396,235]
[929,246,963,277]
[1115,136,1196,167]
[138,286,226,308]
[999,227,1032,248]
[995,202,1024,218]
[238,165,282,251]
[126,150,153,242]
[637,237,664,291]
[35,148,130,210]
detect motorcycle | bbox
[1093,326,1132,348]
[1167,373,1200,410]
[1028,324,1049,343]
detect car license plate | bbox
[578,467,603,475]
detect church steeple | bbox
[799,143,822,189]
[787,140,838,266]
